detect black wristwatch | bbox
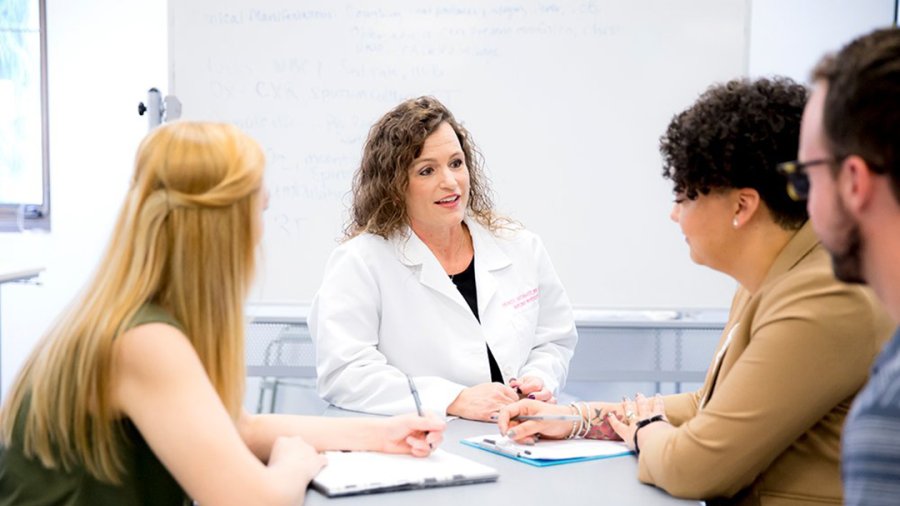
[633,414,666,455]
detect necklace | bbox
[443,225,471,279]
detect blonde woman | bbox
[0,122,444,505]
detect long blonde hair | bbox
[0,121,264,483]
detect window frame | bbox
[0,0,50,232]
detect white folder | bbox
[311,448,499,497]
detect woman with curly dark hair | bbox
[497,78,892,505]
[309,96,577,421]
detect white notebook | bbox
[311,449,499,497]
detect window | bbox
[0,0,49,231]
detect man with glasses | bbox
[784,27,900,506]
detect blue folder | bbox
[460,437,633,467]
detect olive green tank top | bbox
[0,304,191,505]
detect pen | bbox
[406,375,433,449]
[513,415,582,421]
[482,437,532,457]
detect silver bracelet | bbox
[577,402,591,438]
[566,403,581,439]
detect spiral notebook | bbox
[461,434,632,467]
[311,449,499,497]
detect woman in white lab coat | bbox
[310,96,578,421]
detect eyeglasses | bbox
[776,159,834,201]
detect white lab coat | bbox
[309,217,578,416]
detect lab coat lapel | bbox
[466,218,512,317]
[393,229,471,311]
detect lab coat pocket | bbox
[510,306,540,341]
[496,306,538,367]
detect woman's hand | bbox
[268,435,327,484]
[447,383,520,421]
[577,402,624,441]
[607,393,669,452]
[509,376,555,402]
[496,399,575,443]
[377,413,446,457]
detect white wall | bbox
[748,0,895,81]
[0,0,167,397]
[0,0,894,400]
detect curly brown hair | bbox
[344,96,507,239]
[660,77,809,229]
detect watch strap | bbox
[633,414,665,455]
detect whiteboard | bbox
[169,0,749,309]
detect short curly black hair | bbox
[660,77,809,229]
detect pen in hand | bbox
[512,415,582,422]
[406,375,433,449]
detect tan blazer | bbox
[638,223,893,505]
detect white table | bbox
[0,267,44,394]
[304,408,700,506]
